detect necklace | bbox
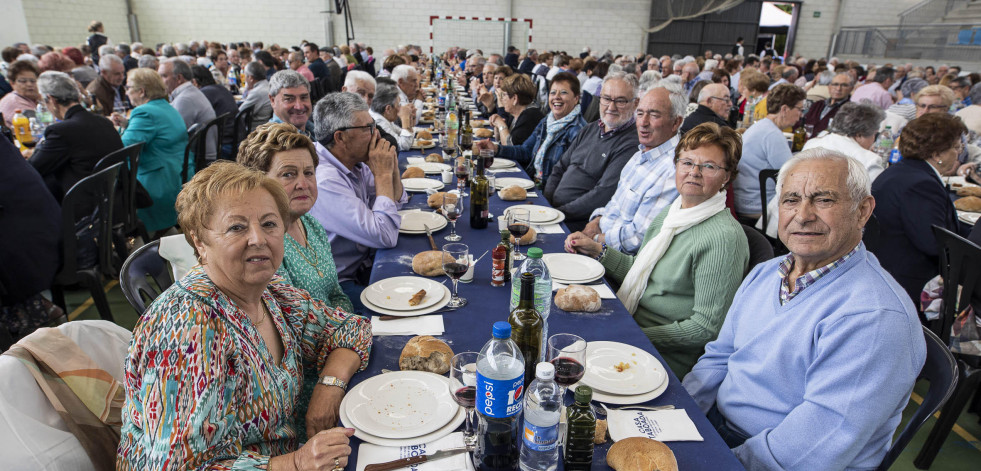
[288,222,323,277]
[253,302,268,327]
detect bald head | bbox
[699,83,731,118]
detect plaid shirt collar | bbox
[777,245,859,305]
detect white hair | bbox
[99,54,123,70]
[703,59,718,71]
[775,148,871,210]
[602,71,639,99]
[344,70,376,90]
[391,64,416,83]
[644,81,688,119]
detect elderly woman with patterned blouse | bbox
[117,162,371,470]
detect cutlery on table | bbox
[603,404,676,412]
[377,306,460,321]
[364,446,471,471]
[423,224,439,251]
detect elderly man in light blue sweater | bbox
[683,148,926,470]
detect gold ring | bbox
[332,457,342,471]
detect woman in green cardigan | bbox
[565,123,750,377]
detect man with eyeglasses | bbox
[543,72,641,232]
[949,76,972,109]
[680,83,732,136]
[803,72,854,136]
[308,92,406,301]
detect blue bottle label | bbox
[476,371,524,418]
[522,421,558,451]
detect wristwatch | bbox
[317,375,348,391]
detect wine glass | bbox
[442,243,469,308]
[448,351,479,447]
[548,334,588,402]
[506,208,530,261]
[442,193,463,241]
[480,148,495,170]
[454,156,470,197]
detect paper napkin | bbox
[534,224,565,234]
[552,281,617,299]
[356,432,475,471]
[371,315,445,336]
[604,407,704,442]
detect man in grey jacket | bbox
[159,58,216,160]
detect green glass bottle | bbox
[508,272,543,388]
[461,109,474,150]
[564,385,596,470]
[469,155,489,229]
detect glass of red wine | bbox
[506,208,530,261]
[454,155,470,197]
[442,192,463,241]
[480,148,495,169]
[548,333,587,402]
[447,351,479,447]
[442,243,469,308]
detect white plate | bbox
[402,178,444,192]
[576,372,670,405]
[412,140,436,150]
[488,158,517,169]
[495,178,535,190]
[399,210,448,234]
[542,254,605,283]
[959,211,980,225]
[505,205,560,224]
[361,283,451,316]
[365,276,446,311]
[408,162,452,174]
[341,374,465,445]
[579,341,666,396]
[945,176,981,189]
[345,371,459,438]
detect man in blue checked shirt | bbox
[582,83,687,254]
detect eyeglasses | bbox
[707,96,732,104]
[916,103,948,111]
[677,159,728,175]
[548,89,574,98]
[829,83,851,88]
[15,78,37,85]
[599,96,635,108]
[335,122,377,135]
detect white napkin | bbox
[158,234,196,280]
[356,432,474,471]
[534,224,565,234]
[552,281,616,299]
[371,315,445,336]
[604,407,704,442]
[407,157,428,165]
[487,168,522,174]
[525,192,539,197]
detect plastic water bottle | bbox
[475,321,525,471]
[875,125,894,162]
[888,149,902,165]
[509,247,552,358]
[35,103,53,126]
[519,362,560,471]
[29,117,43,143]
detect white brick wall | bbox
[21,0,130,49]
[793,0,920,59]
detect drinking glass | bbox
[480,148,495,170]
[454,156,470,197]
[548,334,588,402]
[442,193,463,241]
[442,243,469,308]
[485,173,497,200]
[448,352,479,447]
[506,208,530,261]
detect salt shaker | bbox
[442,168,453,184]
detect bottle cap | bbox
[535,362,555,380]
[527,247,543,259]
[500,229,510,239]
[574,385,593,403]
[491,321,511,339]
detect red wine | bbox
[483,156,494,168]
[507,223,530,238]
[444,262,469,279]
[551,357,585,387]
[454,386,476,407]
[445,209,460,221]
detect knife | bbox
[363,447,471,471]
[423,224,439,251]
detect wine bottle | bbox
[470,155,489,229]
[461,110,474,150]
[508,273,543,388]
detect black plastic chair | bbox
[119,240,173,314]
[758,169,779,235]
[50,162,123,324]
[914,226,981,468]
[740,224,775,274]
[95,142,148,264]
[877,327,958,470]
[181,113,229,183]
[231,105,255,161]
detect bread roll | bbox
[399,336,454,374]
[402,167,425,179]
[955,186,981,198]
[595,419,608,444]
[955,196,981,212]
[417,130,433,140]
[427,192,447,208]
[510,226,537,246]
[414,139,433,147]
[425,153,443,163]
[554,285,602,312]
[412,250,446,276]
[607,437,677,471]
[474,128,494,138]
[500,185,528,201]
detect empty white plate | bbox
[408,162,452,174]
[488,158,517,169]
[340,383,465,446]
[579,341,666,396]
[505,205,560,224]
[495,178,535,190]
[344,371,459,439]
[402,178,444,192]
[365,276,446,311]
[542,253,605,283]
[399,210,447,233]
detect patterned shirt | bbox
[777,245,860,305]
[117,266,371,470]
[594,136,681,254]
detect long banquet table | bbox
[343,137,745,470]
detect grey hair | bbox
[829,102,884,138]
[834,71,855,86]
[166,58,193,81]
[782,67,798,80]
[816,70,835,86]
[175,43,189,55]
[116,43,131,55]
[98,45,114,58]
[602,71,638,99]
[391,64,416,83]
[645,82,688,119]
[244,61,266,80]
[638,70,662,89]
[344,70,376,90]
[268,70,310,96]
[900,78,928,98]
[138,54,159,70]
[703,59,718,71]
[608,64,623,74]
[872,66,895,84]
[161,44,176,58]
[970,83,981,107]
[99,54,123,70]
[775,148,871,210]
[697,83,726,103]
[38,71,80,105]
[313,92,369,145]
[483,63,498,73]
[370,82,401,114]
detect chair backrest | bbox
[94,142,144,235]
[741,224,775,273]
[119,240,173,314]
[876,326,958,470]
[55,162,122,284]
[930,225,981,342]
[758,169,779,233]
[232,105,255,161]
[182,123,206,183]
[863,212,881,252]
[957,29,973,45]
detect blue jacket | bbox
[496,113,587,187]
[122,98,188,232]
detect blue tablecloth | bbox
[344,141,744,470]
